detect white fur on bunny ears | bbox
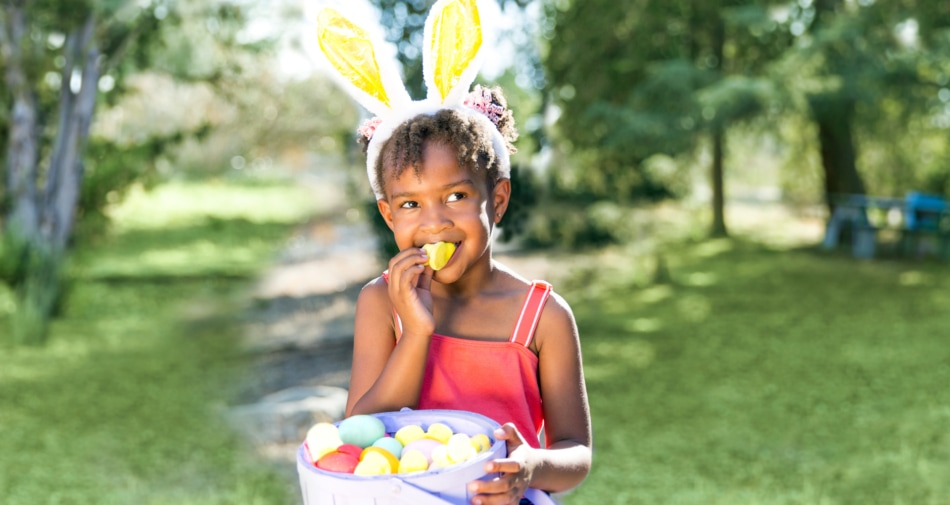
[313,0,509,200]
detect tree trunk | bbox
[709,14,728,238]
[2,3,41,242]
[808,93,866,213]
[809,0,865,212]
[710,125,728,237]
[45,14,99,251]
[1,7,101,344]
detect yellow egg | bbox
[429,444,453,470]
[398,449,429,474]
[422,242,456,271]
[354,450,393,476]
[425,422,454,444]
[447,433,476,463]
[305,423,343,463]
[308,438,343,462]
[395,424,426,446]
[361,446,400,472]
[307,422,339,440]
[470,433,492,453]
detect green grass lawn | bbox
[3,179,949,505]
[564,239,950,505]
[0,179,322,505]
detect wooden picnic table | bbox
[822,192,950,259]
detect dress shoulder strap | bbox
[510,281,553,348]
[381,271,403,341]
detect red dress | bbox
[386,277,553,448]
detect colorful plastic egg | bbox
[354,449,394,476]
[425,422,453,443]
[403,438,442,463]
[470,433,492,453]
[316,451,359,473]
[429,444,453,470]
[372,436,404,459]
[423,242,456,271]
[447,433,476,463]
[398,449,430,474]
[394,424,426,446]
[338,415,386,448]
[336,443,364,459]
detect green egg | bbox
[372,436,404,459]
[338,415,386,448]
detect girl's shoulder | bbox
[491,260,576,332]
[538,287,575,327]
[356,275,392,309]
[510,277,577,352]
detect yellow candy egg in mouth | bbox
[422,242,456,271]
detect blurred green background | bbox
[2,0,949,504]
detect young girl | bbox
[346,87,592,504]
[315,2,591,503]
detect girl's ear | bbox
[492,178,511,224]
[377,199,396,231]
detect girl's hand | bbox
[387,247,435,338]
[468,423,535,505]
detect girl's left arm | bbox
[526,291,593,492]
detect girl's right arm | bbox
[345,247,435,417]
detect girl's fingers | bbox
[388,248,427,274]
[388,249,426,286]
[468,479,522,505]
[484,458,523,475]
[416,262,433,291]
[386,247,435,336]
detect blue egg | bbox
[372,436,404,459]
[338,415,386,448]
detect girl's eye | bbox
[447,192,466,202]
[399,200,419,209]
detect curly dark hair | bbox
[364,86,518,199]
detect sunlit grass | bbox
[563,240,950,505]
[107,179,326,231]
[73,179,326,281]
[1,179,313,505]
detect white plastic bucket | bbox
[297,409,506,505]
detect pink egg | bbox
[337,443,363,459]
[403,438,442,463]
[316,451,360,473]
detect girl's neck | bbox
[432,256,502,300]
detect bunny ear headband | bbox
[315,0,511,200]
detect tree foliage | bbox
[542,0,950,213]
[0,0,271,344]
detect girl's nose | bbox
[419,204,451,233]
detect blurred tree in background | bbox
[543,0,950,224]
[0,0,336,344]
[1,0,170,344]
[339,0,950,250]
[780,0,950,207]
[544,0,790,237]
[5,0,950,342]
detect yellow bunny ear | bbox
[316,7,410,116]
[423,0,487,106]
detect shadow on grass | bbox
[1,214,305,505]
[72,217,303,283]
[1,274,300,504]
[564,237,950,505]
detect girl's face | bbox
[377,141,510,281]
